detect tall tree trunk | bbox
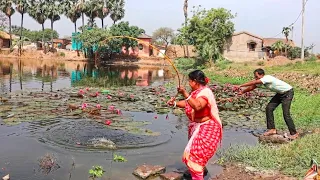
[183,0,189,58]
[9,64,12,92]
[81,12,84,32]
[75,22,80,57]
[19,59,22,91]
[101,18,104,28]
[74,22,77,33]
[51,19,54,49]
[184,16,189,58]
[42,23,46,53]
[182,45,186,57]
[91,18,94,27]
[9,16,12,50]
[19,13,24,56]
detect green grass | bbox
[174,58,197,70]
[265,61,320,75]
[220,133,320,177]
[204,70,249,85]
[274,92,320,130]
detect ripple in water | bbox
[44,120,172,151]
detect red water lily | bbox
[78,89,85,94]
[154,115,158,119]
[107,95,112,99]
[108,106,115,111]
[81,103,88,109]
[86,87,90,91]
[116,109,122,115]
[105,120,112,125]
[96,104,101,109]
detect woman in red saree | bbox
[168,70,222,180]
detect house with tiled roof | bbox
[223,31,295,61]
[121,33,154,57]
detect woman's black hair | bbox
[188,70,207,85]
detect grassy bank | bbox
[220,133,320,177]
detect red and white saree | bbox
[183,86,222,179]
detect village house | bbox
[262,38,295,57]
[223,31,295,62]
[0,31,11,49]
[223,31,265,61]
[121,33,154,57]
[52,38,72,49]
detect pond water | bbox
[0,58,174,93]
[0,58,259,180]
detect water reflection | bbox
[0,58,174,93]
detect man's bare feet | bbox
[263,129,277,136]
[288,133,299,140]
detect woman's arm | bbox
[167,98,186,108]
[186,97,207,111]
[176,100,186,108]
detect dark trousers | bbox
[265,89,297,135]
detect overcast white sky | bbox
[10,0,320,53]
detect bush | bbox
[305,55,317,61]
[174,58,196,70]
[257,61,265,66]
[288,47,310,60]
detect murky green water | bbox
[0,59,260,180]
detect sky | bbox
[10,0,320,53]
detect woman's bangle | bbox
[186,95,191,101]
[173,101,177,108]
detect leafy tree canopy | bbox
[152,27,174,48]
[109,21,145,50]
[11,26,59,42]
[180,7,235,63]
[0,11,8,31]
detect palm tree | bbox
[183,0,189,57]
[63,0,80,33]
[28,0,47,52]
[14,0,29,55]
[110,0,125,24]
[97,0,110,28]
[67,7,81,33]
[46,0,63,49]
[84,0,99,27]
[272,41,285,56]
[282,27,291,57]
[76,0,86,32]
[0,0,15,49]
